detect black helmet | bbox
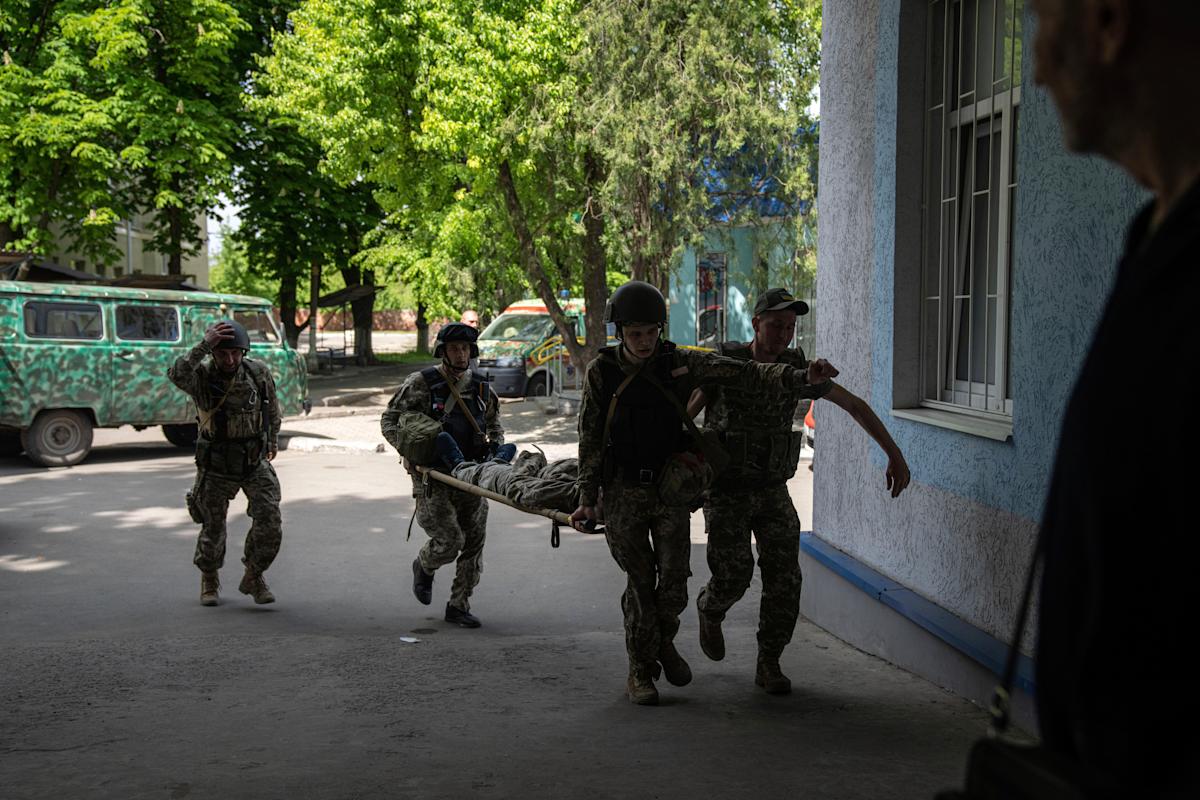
[435,321,480,359]
[214,319,251,352]
[604,280,666,326]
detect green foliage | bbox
[208,225,276,299]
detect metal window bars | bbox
[922,0,1022,417]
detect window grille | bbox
[921,0,1022,416]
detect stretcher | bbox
[413,465,603,547]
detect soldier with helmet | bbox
[688,288,910,695]
[168,319,282,607]
[570,280,839,705]
[380,322,512,628]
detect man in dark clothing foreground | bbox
[1030,1,1200,795]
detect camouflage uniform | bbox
[381,367,503,612]
[576,341,819,671]
[168,340,282,574]
[451,452,581,512]
[696,343,833,660]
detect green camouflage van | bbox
[0,280,309,467]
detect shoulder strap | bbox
[440,366,484,437]
[991,535,1046,735]
[600,364,643,449]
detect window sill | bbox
[891,407,1012,442]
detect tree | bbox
[0,1,128,261]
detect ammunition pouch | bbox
[719,429,805,485]
[195,435,264,477]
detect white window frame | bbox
[920,0,1021,420]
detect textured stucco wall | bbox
[814,0,1144,642]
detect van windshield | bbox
[479,313,555,342]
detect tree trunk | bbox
[279,269,309,349]
[339,263,375,365]
[415,301,429,354]
[579,150,610,367]
[497,159,588,370]
[306,257,321,372]
[350,269,375,365]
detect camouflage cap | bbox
[753,288,809,317]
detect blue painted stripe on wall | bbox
[801,533,1036,695]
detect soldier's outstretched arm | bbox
[684,349,835,398]
[262,368,281,459]
[380,373,431,453]
[822,383,911,498]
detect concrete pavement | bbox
[0,432,988,799]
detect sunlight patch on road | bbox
[0,554,69,573]
[41,525,80,533]
[92,506,192,530]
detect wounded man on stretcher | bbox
[430,432,581,513]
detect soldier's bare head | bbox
[619,322,660,362]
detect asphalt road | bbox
[1,429,987,800]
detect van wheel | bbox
[21,410,93,467]
[526,373,552,398]
[162,423,199,449]
[0,432,22,458]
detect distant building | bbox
[44,209,209,288]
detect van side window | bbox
[23,301,103,340]
[233,310,280,343]
[116,305,180,342]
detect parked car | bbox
[476,297,588,397]
[0,280,309,467]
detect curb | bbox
[280,436,387,454]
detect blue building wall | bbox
[813,0,1144,645]
[669,221,814,349]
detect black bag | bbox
[938,537,1096,799]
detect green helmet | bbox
[214,319,251,352]
[435,321,480,359]
[604,281,666,327]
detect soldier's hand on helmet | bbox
[570,504,599,532]
[204,322,236,349]
[806,358,839,384]
[886,451,911,498]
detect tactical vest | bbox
[196,359,272,475]
[704,341,808,489]
[596,342,689,480]
[421,366,491,460]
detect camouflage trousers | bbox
[696,483,803,659]
[602,479,692,668]
[414,480,488,611]
[191,459,282,574]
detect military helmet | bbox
[435,321,480,359]
[604,280,667,327]
[214,319,251,352]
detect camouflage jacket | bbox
[381,368,504,475]
[574,342,819,507]
[701,342,834,488]
[167,341,280,447]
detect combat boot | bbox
[755,654,792,695]
[658,641,693,686]
[626,663,659,706]
[445,602,482,628]
[698,607,725,661]
[412,558,434,605]
[200,571,220,606]
[238,566,275,604]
